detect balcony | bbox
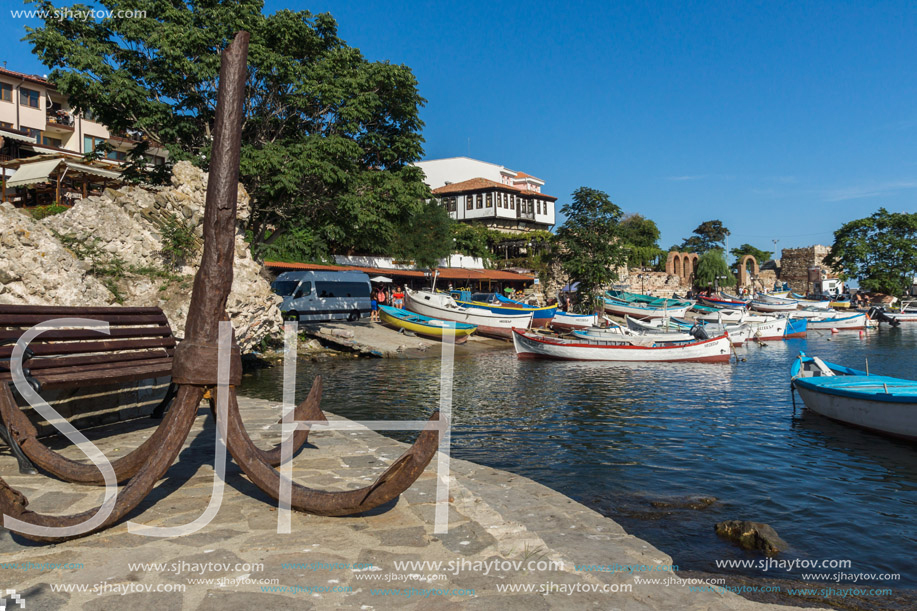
[45,110,75,133]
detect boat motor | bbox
[868,306,901,327]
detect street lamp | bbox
[715,275,727,293]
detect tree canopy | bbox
[730,243,772,273]
[554,187,626,312]
[618,213,664,269]
[824,208,917,295]
[678,220,730,255]
[694,248,736,289]
[25,0,444,262]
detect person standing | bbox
[370,287,380,322]
[392,286,404,309]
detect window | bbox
[314,281,369,298]
[466,195,473,210]
[144,154,166,167]
[272,280,300,296]
[84,135,106,153]
[23,127,41,140]
[20,87,40,109]
[510,196,516,210]
[476,194,483,209]
[497,193,502,208]
[440,196,456,212]
[0,121,11,128]
[486,192,492,207]
[41,135,62,148]
[107,150,127,161]
[0,83,12,103]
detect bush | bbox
[29,203,69,220]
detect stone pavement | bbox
[0,396,805,610]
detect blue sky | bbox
[3,1,916,260]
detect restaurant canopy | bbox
[5,158,122,188]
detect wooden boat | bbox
[784,317,808,338]
[750,299,799,313]
[791,353,917,441]
[625,315,688,334]
[454,294,556,328]
[886,301,917,323]
[790,293,835,308]
[378,305,476,343]
[805,313,869,330]
[602,297,689,320]
[790,306,838,319]
[699,295,747,309]
[696,308,775,324]
[512,329,732,362]
[756,292,799,305]
[404,289,532,339]
[572,326,698,344]
[551,311,599,332]
[606,290,693,309]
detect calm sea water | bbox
[240,325,917,587]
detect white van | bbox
[272,271,372,322]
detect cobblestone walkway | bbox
[0,397,802,610]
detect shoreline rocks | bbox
[715,520,789,556]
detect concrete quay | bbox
[0,395,803,610]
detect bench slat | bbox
[0,305,164,315]
[36,362,176,390]
[0,337,175,359]
[0,348,173,379]
[0,326,173,343]
[0,313,169,327]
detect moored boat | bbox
[378,305,477,343]
[791,353,917,441]
[750,299,799,313]
[885,301,917,323]
[603,297,689,320]
[458,293,557,328]
[551,311,599,332]
[512,329,732,362]
[805,313,869,330]
[404,289,533,339]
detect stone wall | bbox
[779,245,835,293]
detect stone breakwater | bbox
[0,395,802,610]
[0,161,282,352]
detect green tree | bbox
[25,0,429,259]
[694,248,736,289]
[391,201,454,270]
[824,208,917,295]
[678,220,730,254]
[618,213,664,269]
[554,187,626,312]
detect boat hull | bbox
[551,313,596,331]
[603,300,689,320]
[378,306,475,343]
[750,300,798,313]
[455,299,555,327]
[794,386,917,441]
[806,313,868,330]
[512,330,731,362]
[404,290,532,339]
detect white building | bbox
[414,157,556,234]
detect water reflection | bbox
[241,327,917,585]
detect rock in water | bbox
[714,520,788,555]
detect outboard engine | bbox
[690,323,712,340]
[868,306,901,327]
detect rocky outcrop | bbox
[0,162,281,352]
[715,520,789,555]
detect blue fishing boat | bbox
[791,353,917,441]
[784,317,807,338]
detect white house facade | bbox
[414,157,556,234]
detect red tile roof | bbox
[264,261,534,282]
[0,67,52,87]
[513,171,544,182]
[432,177,556,200]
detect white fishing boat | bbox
[512,330,732,362]
[603,297,689,320]
[696,308,775,324]
[750,299,799,313]
[746,317,791,340]
[572,326,698,344]
[625,315,689,334]
[551,311,599,332]
[790,306,838,319]
[886,301,917,323]
[791,353,917,441]
[404,289,532,339]
[805,312,870,330]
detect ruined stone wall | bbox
[778,245,835,293]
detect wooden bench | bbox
[0,305,177,474]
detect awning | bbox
[64,161,122,181]
[5,159,63,188]
[370,275,393,283]
[0,128,37,144]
